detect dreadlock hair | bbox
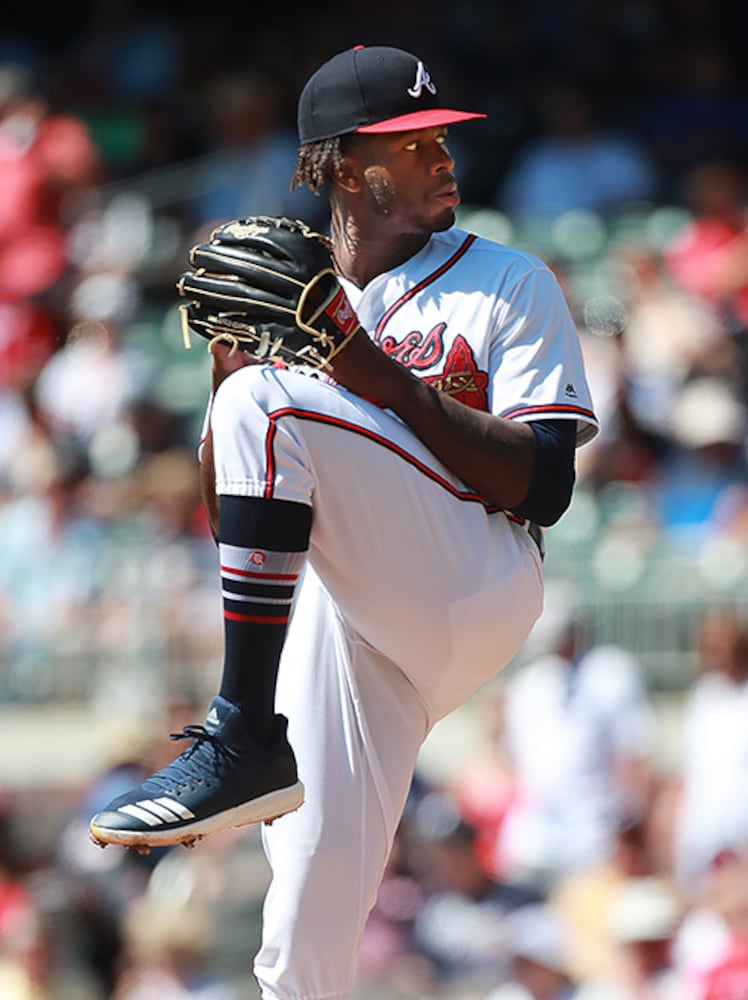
[290,136,348,195]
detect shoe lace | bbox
[146,725,233,792]
[170,723,220,747]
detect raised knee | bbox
[212,365,281,431]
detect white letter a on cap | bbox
[407,61,437,98]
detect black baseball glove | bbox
[176,216,361,370]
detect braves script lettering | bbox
[379,325,489,410]
[380,323,446,368]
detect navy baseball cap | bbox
[297,45,486,144]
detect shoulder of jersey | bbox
[443,226,550,272]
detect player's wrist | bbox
[296,272,362,367]
[329,330,415,407]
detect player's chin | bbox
[428,206,457,233]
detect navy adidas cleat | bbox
[89,696,304,850]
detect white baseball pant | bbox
[209,365,543,999]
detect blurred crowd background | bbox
[2,1,748,998]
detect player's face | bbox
[350,127,460,234]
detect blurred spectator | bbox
[572,319,643,492]
[0,61,102,300]
[0,59,103,462]
[0,300,57,395]
[665,160,748,300]
[546,259,664,495]
[496,584,655,891]
[617,246,733,441]
[33,320,149,458]
[0,381,59,496]
[54,744,161,998]
[568,242,727,495]
[663,160,748,382]
[142,820,280,998]
[673,849,748,1000]
[551,813,665,985]
[449,679,519,882]
[188,69,324,234]
[408,793,542,991]
[700,936,748,1000]
[593,875,685,999]
[0,440,106,699]
[485,902,583,1000]
[636,41,748,185]
[54,5,187,176]
[671,607,748,890]
[652,377,748,542]
[111,896,241,999]
[660,165,748,543]
[0,800,46,999]
[496,84,657,220]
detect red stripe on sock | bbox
[223,610,290,625]
[220,565,298,581]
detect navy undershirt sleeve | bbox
[510,418,577,527]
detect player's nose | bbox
[430,142,455,175]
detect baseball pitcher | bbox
[91,44,598,999]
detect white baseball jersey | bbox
[208,226,598,999]
[340,226,597,439]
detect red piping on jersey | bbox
[373,233,477,342]
[501,402,597,422]
[262,405,503,514]
[263,420,278,499]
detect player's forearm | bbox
[391,374,536,510]
[331,335,534,509]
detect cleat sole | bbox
[89,780,304,849]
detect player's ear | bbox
[329,153,361,193]
[329,133,366,193]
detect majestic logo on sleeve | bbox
[407,61,437,98]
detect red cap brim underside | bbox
[356,109,486,133]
